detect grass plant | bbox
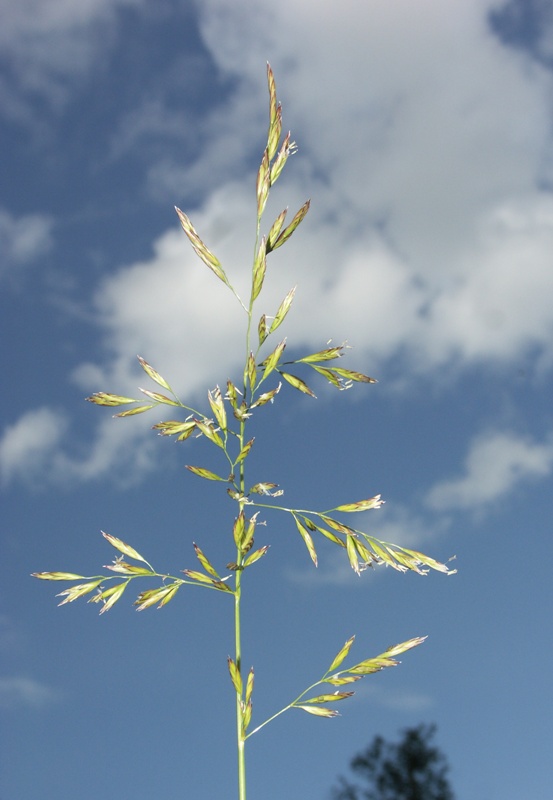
[34,65,454,800]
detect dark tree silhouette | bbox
[332,724,455,800]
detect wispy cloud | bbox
[425,429,553,511]
[0,675,61,710]
[0,209,53,278]
[0,405,159,489]
[0,0,146,122]
[352,681,433,712]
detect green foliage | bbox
[332,724,455,800]
[33,64,454,799]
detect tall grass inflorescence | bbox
[34,65,455,800]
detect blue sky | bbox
[2,0,553,798]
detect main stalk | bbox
[235,566,246,800]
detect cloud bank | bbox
[3,0,553,491]
[81,0,553,393]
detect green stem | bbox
[235,196,263,800]
[236,413,248,800]
[235,567,246,800]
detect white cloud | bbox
[424,198,553,367]
[7,0,553,486]
[0,675,61,709]
[72,185,253,401]
[59,415,159,486]
[0,405,160,488]
[425,429,553,511]
[0,407,67,486]
[138,0,553,380]
[0,209,53,276]
[0,186,265,487]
